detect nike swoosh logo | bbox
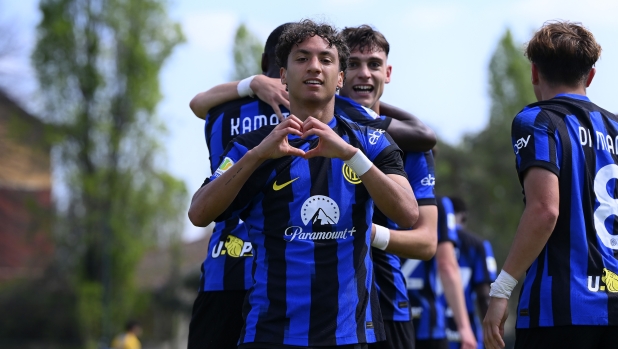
[273,177,299,191]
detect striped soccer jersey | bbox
[200,95,392,292]
[402,196,458,340]
[205,114,406,347]
[443,228,497,349]
[201,97,284,291]
[511,94,618,328]
[372,151,437,322]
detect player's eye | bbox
[369,62,381,69]
[348,62,358,68]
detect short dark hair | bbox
[525,20,601,87]
[265,23,292,56]
[449,196,467,214]
[341,25,390,56]
[125,320,140,332]
[275,19,349,73]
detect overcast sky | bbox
[3,0,618,241]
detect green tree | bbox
[231,23,264,80]
[32,0,186,346]
[436,30,536,264]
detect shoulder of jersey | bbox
[208,96,256,116]
[232,124,277,147]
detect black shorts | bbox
[188,290,247,349]
[415,338,448,349]
[369,320,415,349]
[515,326,618,349]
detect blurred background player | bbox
[337,24,438,349]
[189,19,419,348]
[403,195,477,349]
[443,197,496,349]
[111,320,142,349]
[483,21,617,349]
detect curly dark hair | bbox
[341,25,390,56]
[275,19,349,74]
[526,20,601,87]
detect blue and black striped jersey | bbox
[200,97,283,291]
[200,95,392,292]
[511,94,618,328]
[443,228,497,349]
[205,114,405,347]
[402,196,458,340]
[372,151,437,322]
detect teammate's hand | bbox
[370,224,376,243]
[458,325,477,349]
[250,75,290,121]
[483,297,508,349]
[253,115,305,160]
[301,117,357,160]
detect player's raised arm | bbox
[189,75,290,121]
[379,102,436,152]
[188,116,305,227]
[302,117,419,228]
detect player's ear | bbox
[280,67,287,85]
[585,67,596,87]
[385,65,392,84]
[531,63,540,85]
[337,71,344,89]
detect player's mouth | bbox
[304,79,323,86]
[352,85,374,94]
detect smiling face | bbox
[280,35,344,108]
[339,48,391,112]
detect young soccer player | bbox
[483,21,617,349]
[337,25,439,349]
[189,20,419,348]
[443,197,496,349]
[188,23,435,348]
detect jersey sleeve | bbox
[202,140,263,222]
[511,106,560,183]
[359,126,407,178]
[404,151,436,206]
[437,197,458,245]
[334,95,392,130]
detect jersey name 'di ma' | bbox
[200,95,393,292]
[443,228,496,349]
[371,151,437,322]
[511,94,618,328]
[401,196,458,340]
[204,114,406,347]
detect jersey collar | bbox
[555,93,590,102]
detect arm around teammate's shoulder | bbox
[379,102,437,152]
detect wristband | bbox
[372,224,390,250]
[237,75,256,98]
[344,150,373,177]
[489,270,518,299]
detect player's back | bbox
[511,93,618,328]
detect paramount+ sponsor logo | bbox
[283,195,357,242]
